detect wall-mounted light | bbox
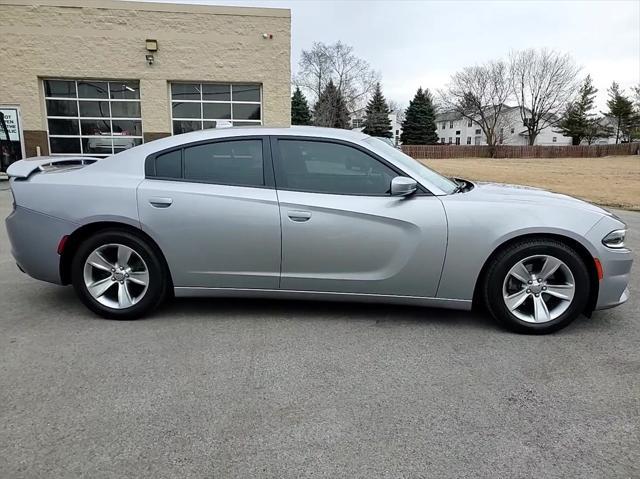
[146,39,158,52]
[262,33,273,40]
[145,54,155,65]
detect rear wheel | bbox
[484,239,590,334]
[71,230,167,319]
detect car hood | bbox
[467,181,614,217]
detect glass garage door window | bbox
[44,79,143,157]
[171,83,262,135]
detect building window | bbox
[449,121,454,128]
[466,137,471,145]
[475,129,481,135]
[455,137,461,145]
[467,119,473,127]
[440,138,445,144]
[352,118,364,129]
[44,79,142,157]
[448,137,452,144]
[510,127,515,134]
[474,136,481,145]
[171,82,262,134]
[523,118,531,127]
[455,130,461,135]
[441,122,445,129]
[552,136,557,143]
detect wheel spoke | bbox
[544,283,574,301]
[84,243,150,310]
[117,245,132,268]
[533,295,551,322]
[87,251,114,272]
[538,256,562,280]
[118,282,134,308]
[504,288,529,311]
[509,261,531,284]
[128,270,149,286]
[88,277,115,298]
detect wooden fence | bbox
[401,142,640,159]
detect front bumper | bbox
[587,219,633,311]
[5,205,78,285]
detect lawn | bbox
[421,155,640,210]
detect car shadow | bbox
[159,296,503,332]
[33,284,620,335]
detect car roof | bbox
[134,125,369,156]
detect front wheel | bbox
[71,230,168,319]
[484,239,590,334]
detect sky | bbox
[138,0,640,110]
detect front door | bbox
[272,137,448,297]
[137,137,281,289]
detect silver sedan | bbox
[5,127,632,333]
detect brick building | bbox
[0,0,291,166]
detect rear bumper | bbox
[5,206,78,285]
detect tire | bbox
[71,229,168,320]
[483,239,590,334]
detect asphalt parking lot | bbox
[0,186,638,479]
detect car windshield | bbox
[364,137,458,194]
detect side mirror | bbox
[391,176,417,196]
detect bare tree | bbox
[439,60,512,148]
[387,99,406,124]
[510,49,580,145]
[294,41,380,114]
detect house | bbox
[435,106,572,146]
[351,111,403,145]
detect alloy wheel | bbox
[502,254,576,323]
[83,243,149,309]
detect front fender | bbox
[436,197,603,301]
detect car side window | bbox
[155,149,181,178]
[183,139,264,186]
[276,140,397,195]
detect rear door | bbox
[137,136,281,289]
[271,137,448,297]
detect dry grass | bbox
[421,155,640,210]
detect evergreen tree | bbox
[605,82,637,143]
[291,87,312,125]
[555,75,599,145]
[400,87,439,145]
[313,80,350,129]
[362,83,392,138]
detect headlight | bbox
[602,229,626,249]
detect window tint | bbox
[155,150,182,178]
[276,140,397,195]
[184,140,263,186]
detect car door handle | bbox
[287,210,312,222]
[149,197,173,208]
